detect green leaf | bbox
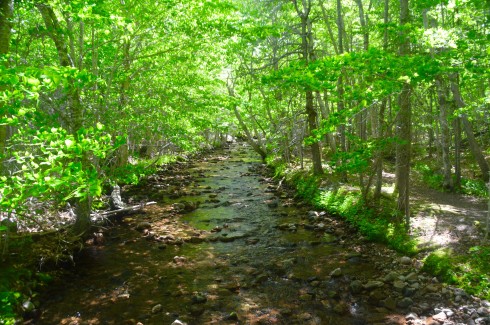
[65,139,74,148]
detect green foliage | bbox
[0,125,115,215]
[267,158,417,256]
[460,246,490,299]
[422,249,457,283]
[422,246,490,299]
[414,163,489,197]
[0,291,19,325]
[315,188,417,255]
[414,163,444,191]
[460,178,489,197]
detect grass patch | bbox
[421,246,490,300]
[421,249,457,283]
[460,178,489,197]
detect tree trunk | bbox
[36,3,92,235]
[453,117,462,189]
[316,91,337,154]
[373,99,387,202]
[395,0,412,228]
[449,73,490,182]
[0,0,13,175]
[319,0,339,55]
[227,85,266,160]
[336,0,348,181]
[354,0,369,50]
[435,76,453,190]
[293,0,323,175]
[383,0,390,51]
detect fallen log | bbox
[92,201,157,218]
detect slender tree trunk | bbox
[336,0,347,181]
[383,0,390,51]
[227,84,266,160]
[316,91,337,154]
[428,90,435,159]
[396,0,412,228]
[453,117,462,189]
[435,77,453,190]
[319,0,339,55]
[449,73,490,182]
[373,99,387,202]
[293,0,323,175]
[354,0,369,50]
[0,0,13,175]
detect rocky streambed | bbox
[37,143,490,325]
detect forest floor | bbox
[381,170,488,256]
[410,181,488,256]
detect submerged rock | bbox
[135,222,152,231]
[364,281,384,290]
[330,268,342,277]
[350,280,363,294]
[151,304,162,314]
[191,292,207,304]
[400,256,412,265]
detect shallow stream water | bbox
[38,143,395,325]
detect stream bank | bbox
[34,142,489,325]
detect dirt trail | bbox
[410,183,488,254]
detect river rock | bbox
[333,301,349,315]
[191,292,207,304]
[225,312,239,320]
[172,202,186,211]
[477,307,490,316]
[364,280,384,290]
[314,223,326,231]
[393,280,407,292]
[151,304,163,314]
[350,280,363,294]
[368,289,385,306]
[173,256,187,264]
[22,300,35,312]
[432,311,447,322]
[186,236,205,244]
[405,272,418,282]
[397,297,413,308]
[299,293,313,301]
[330,268,342,277]
[402,286,417,297]
[135,222,152,231]
[400,256,412,265]
[384,296,397,310]
[384,271,400,283]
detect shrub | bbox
[422,249,457,283]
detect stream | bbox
[38,143,412,325]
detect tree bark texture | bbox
[293,0,323,175]
[449,73,490,182]
[435,76,453,190]
[0,0,13,175]
[395,0,412,227]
